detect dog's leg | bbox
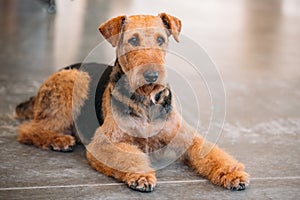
[18,120,76,152]
[184,135,249,190]
[17,69,90,151]
[86,130,156,192]
[176,122,249,190]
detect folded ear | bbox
[159,13,182,42]
[99,15,127,47]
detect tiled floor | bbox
[0,0,299,199]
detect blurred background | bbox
[0,0,299,199]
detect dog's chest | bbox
[132,132,173,153]
[125,113,181,153]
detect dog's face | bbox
[99,13,181,96]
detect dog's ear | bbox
[99,15,127,47]
[159,13,182,42]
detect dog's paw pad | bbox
[127,175,156,192]
[51,135,75,152]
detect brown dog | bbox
[16,13,249,192]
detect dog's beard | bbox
[133,84,171,122]
[110,64,171,129]
[135,84,164,97]
[111,83,172,138]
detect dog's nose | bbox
[143,71,159,83]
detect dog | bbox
[16,13,249,192]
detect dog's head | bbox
[99,13,181,96]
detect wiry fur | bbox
[16,13,249,192]
[17,69,90,151]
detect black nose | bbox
[143,71,159,83]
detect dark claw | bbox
[145,184,150,191]
[148,184,154,192]
[128,182,154,193]
[60,146,74,152]
[129,184,137,190]
[230,183,247,191]
[132,182,138,187]
[237,183,247,191]
[50,145,74,153]
[149,184,154,192]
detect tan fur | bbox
[15,96,36,120]
[185,137,249,189]
[17,69,90,151]
[16,13,249,192]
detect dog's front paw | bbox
[212,164,250,191]
[126,173,157,192]
[223,170,249,191]
[51,135,76,152]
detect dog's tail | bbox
[15,96,36,120]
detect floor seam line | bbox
[0,176,299,191]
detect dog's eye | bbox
[128,36,139,46]
[157,36,165,46]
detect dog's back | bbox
[15,63,82,120]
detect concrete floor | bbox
[1,0,300,199]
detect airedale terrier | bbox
[16,13,249,192]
